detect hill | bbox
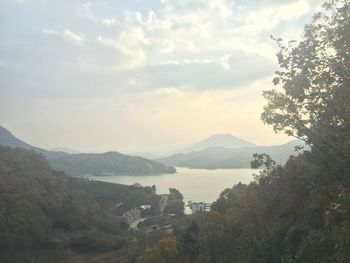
[158,140,304,169]
[51,151,176,176]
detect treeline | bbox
[173,154,350,262]
[136,1,350,262]
[0,146,160,262]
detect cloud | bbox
[103,0,311,76]
[42,28,85,46]
[63,30,85,45]
[154,87,186,97]
[160,38,197,53]
[133,50,275,91]
[219,54,232,70]
[246,1,310,29]
[97,26,149,69]
[78,1,99,22]
[42,28,59,35]
[96,36,116,47]
[207,0,233,18]
[102,18,118,26]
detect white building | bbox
[139,205,151,210]
[189,202,211,214]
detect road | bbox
[129,194,168,230]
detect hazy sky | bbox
[0,0,321,153]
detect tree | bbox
[261,0,350,176]
[177,220,200,262]
[169,188,183,200]
[137,235,179,263]
[164,188,185,216]
[251,153,276,173]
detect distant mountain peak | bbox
[210,133,234,137]
[206,133,251,141]
[181,133,256,153]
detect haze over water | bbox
[92,167,256,203]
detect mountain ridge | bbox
[0,125,69,159]
[51,151,176,176]
[51,147,80,154]
[0,125,175,176]
[158,140,305,169]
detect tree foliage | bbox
[137,235,179,263]
[262,0,350,175]
[164,188,185,216]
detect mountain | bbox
[0,125,69,159]
[180,133,256,153]
[0,125,176,176]
[0,125,33,149]
[50,151,176,176]
[158,140,305,169]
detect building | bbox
[189,202,211,214]
[138,205,152,210]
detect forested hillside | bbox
[51,151,176,176]
[0,146,161,262]
[136,1,350,262]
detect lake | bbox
[92,167,257,203]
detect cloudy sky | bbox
[0,0,322,154]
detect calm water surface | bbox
[92,167,257,203]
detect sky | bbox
[0,0,322,154]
